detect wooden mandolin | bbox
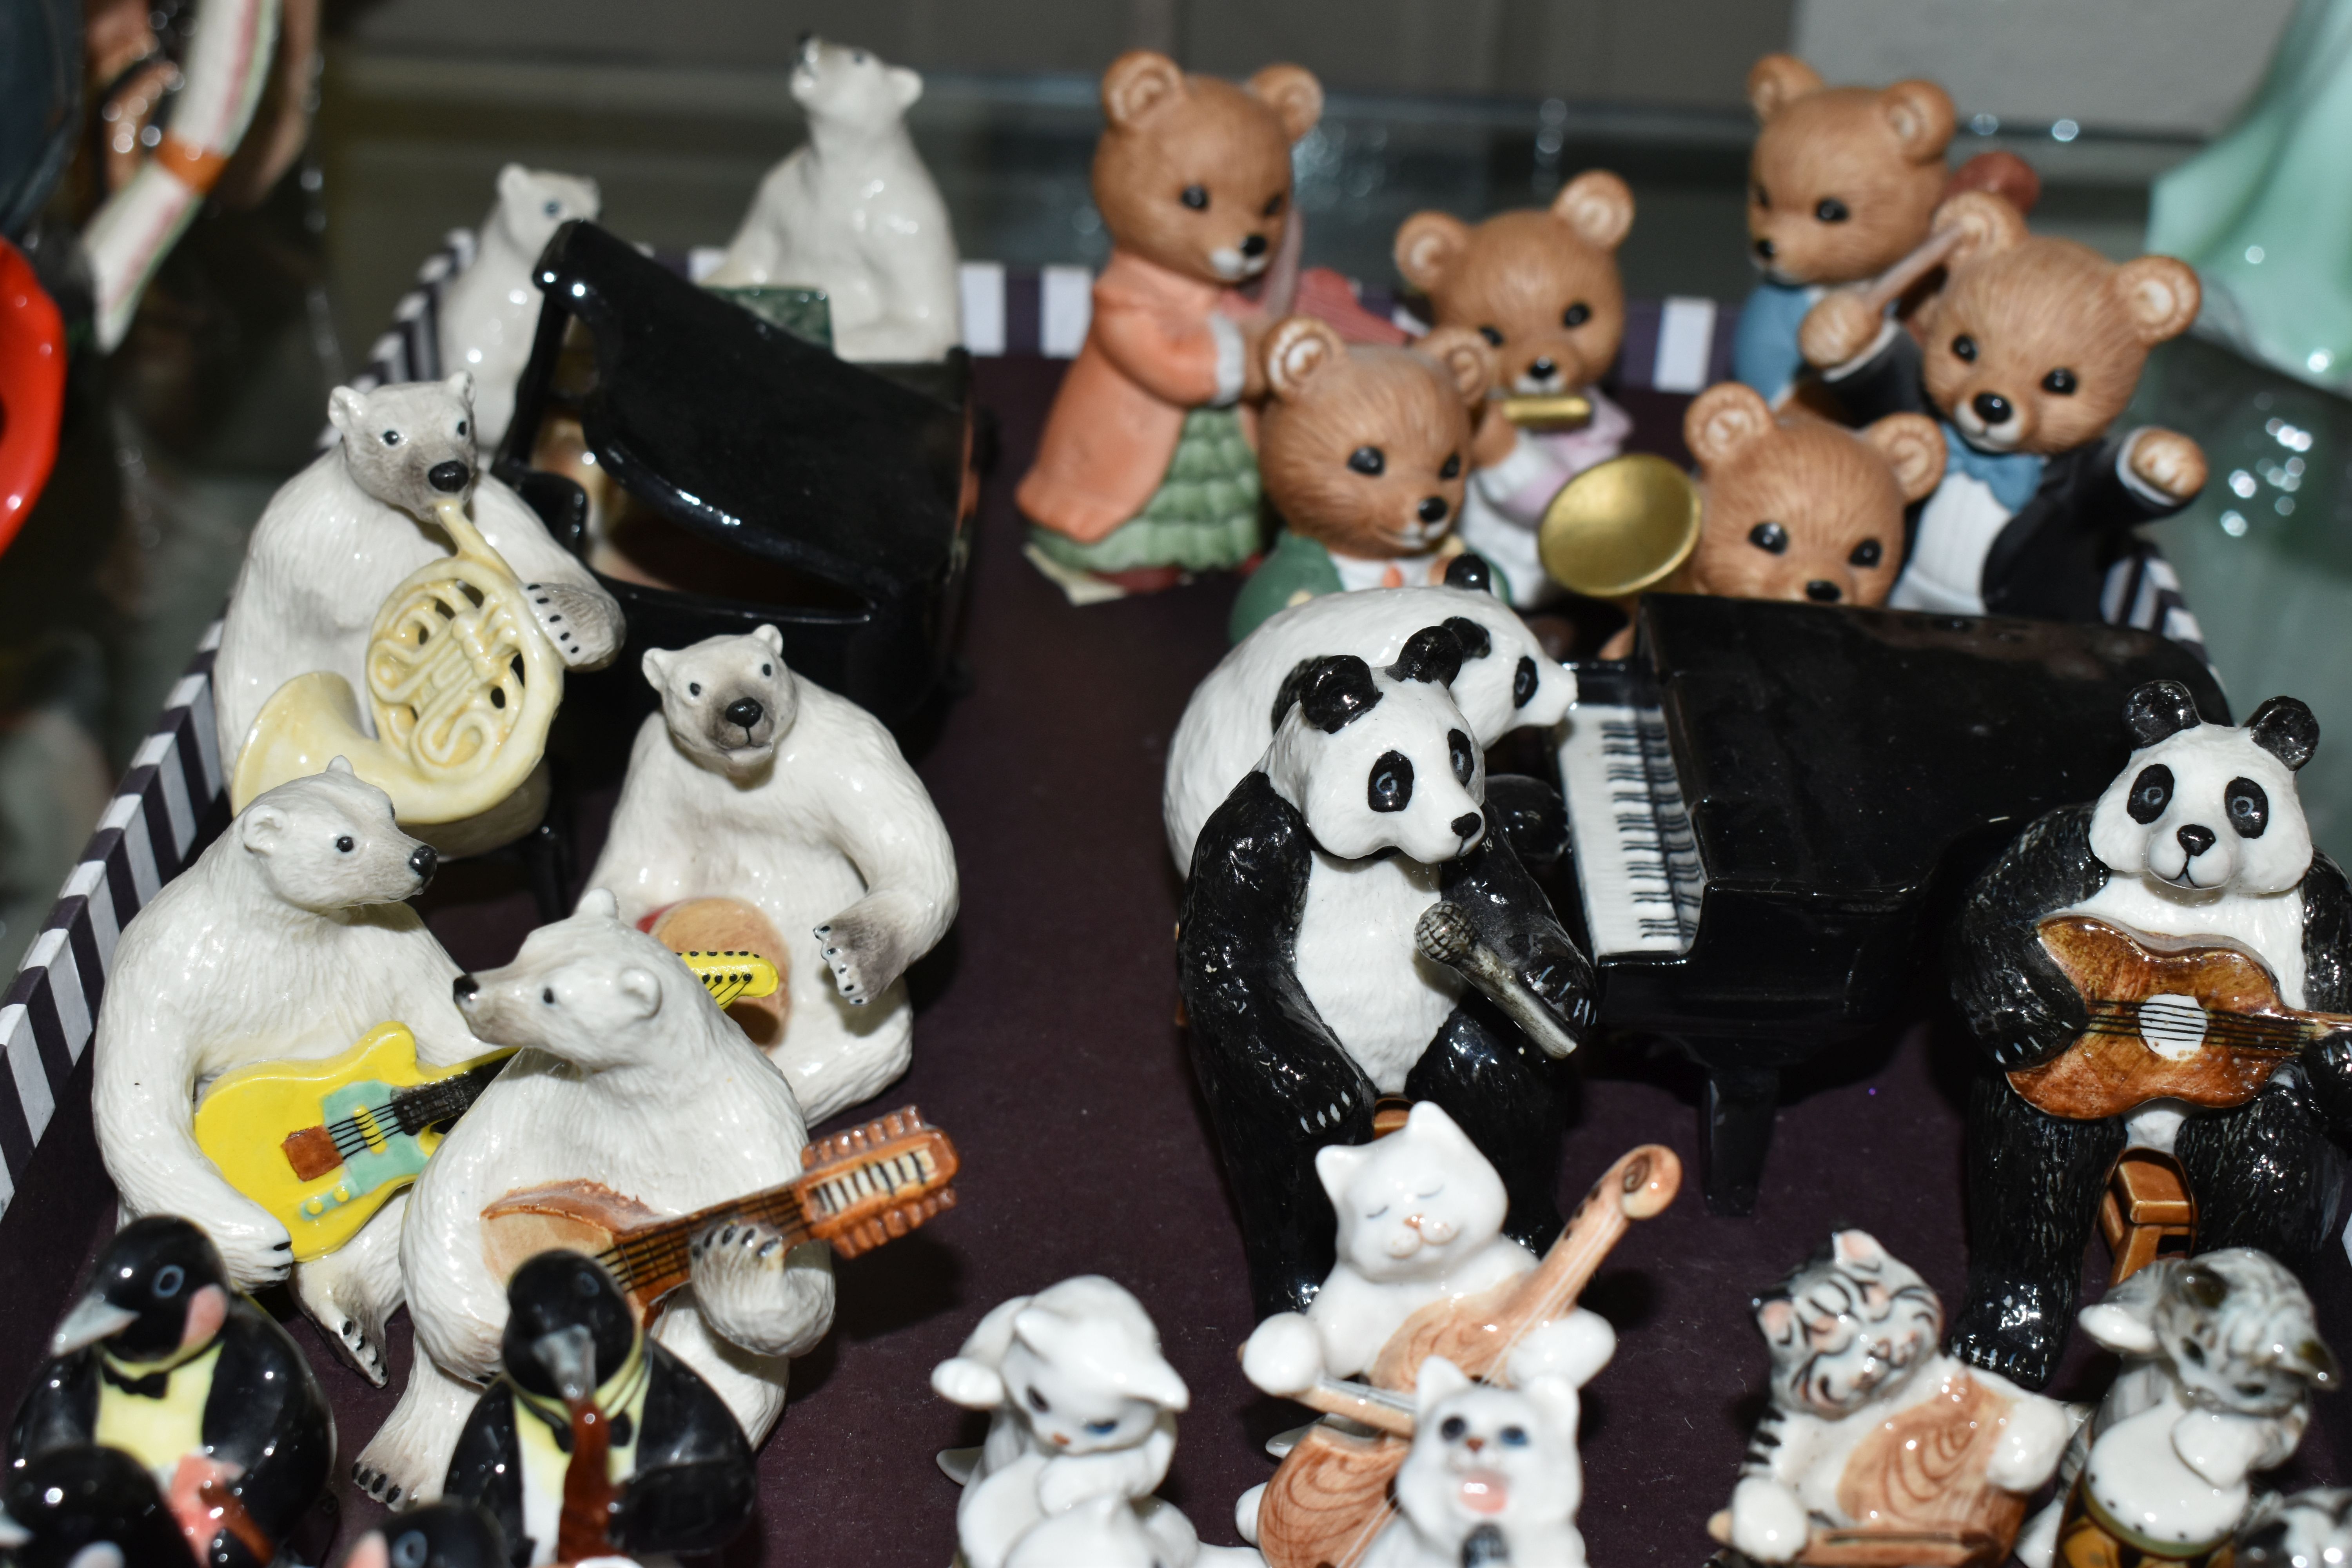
[2008,916,2352,1121]
[480,1105,957,1318]
[1256,1143,1681,1568]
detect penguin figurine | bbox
[0,1443,190,1567]
[443,1250,756,1567]
[7,1216,333,1568]
[336,1502,512,1568]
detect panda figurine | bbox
[1948,679,2352,1387]
[1178,623,1596,1317]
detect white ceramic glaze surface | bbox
[436,166,602,450]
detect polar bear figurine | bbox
[436,164,601,451]
[356,888,835,1506]
[586,626,958,1122]
[214,375,624,786]
[704,35,961,362]
[91,761,474,1385]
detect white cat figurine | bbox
[1359,1355,1592,1568]
[1722,1230,2070,1565]
[1242,1103,1612,1399]
[935,1276,1223,1568]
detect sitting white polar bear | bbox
[358,889,835,1506]
[214,374,625,775]
[436,164,602,451]
[587,625,958,1122]
[92,761,474,1384]
[706,35,961,362]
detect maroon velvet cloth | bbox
[4,356,2344,1566]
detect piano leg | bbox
[1702,1066,1780,1217]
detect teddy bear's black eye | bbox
[1262,192,1284,218]
[1440,1416,1468,1441]
[1849,539,1883,568]
[1751,182,1770,210]
[381,430,402,446]
[688,682,702,697]
[2127,763,2174,825]
[1513,656,1538,709]
[335,835,355,854]
[2226,777,2269,838]
[1749,521,1789,554]
[1951,335,1977,363]
[1449,729,1475,785]
[1562,302,1591,328]
[2042,367,2078,395]
[1368,751,1414,813]
[1347,446,1385,477]
[1815,197,1850,223]
[1477,325,1503,347]
[1180,184,1208,211]
[1439,453,1461,480]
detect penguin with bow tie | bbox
[7,1216,333,1567]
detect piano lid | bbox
[1631,593,2227,901]
[508,220,967,603]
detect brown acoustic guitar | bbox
[480,1105,958,1318]
[2007,917,2352,1121]
[1256,1143,1681,1568]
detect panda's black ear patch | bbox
[1441,616,1492,661]
[2247,695,2320,772]
[1289,655,1383,733]
[1389,626,1465,687]
[1270,658,1317,734]
[2122,680,2203,748]
[1444,552,1495,595]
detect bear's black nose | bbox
[408,844,438,885]
[1451,812,1482,840]
[1754,238,1776,261]
[1417,496,1449,524]
[724,697,764,731]
[427,461,472,494]
[453,974,480,1004]
[1240,233,1268,258]
[1971,392,2013,426]
[1527,357,1558,382]
[2178,824,2217,858]
[1806,580,1841,603]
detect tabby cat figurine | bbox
[1714,1230,2070,1566]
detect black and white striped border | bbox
[0,627,227,1214]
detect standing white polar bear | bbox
[588,626,958,1122]
[92,762,474,1385]
[706,35,962,362]
[436,164,602,452]
[214,374,625,774]
[358,889,836,1506]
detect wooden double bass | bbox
[1257,1143,1682,1568]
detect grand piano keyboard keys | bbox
[1559,701,1702,958]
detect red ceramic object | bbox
[0,235,67,556]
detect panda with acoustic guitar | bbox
[1949,679,2352,1388]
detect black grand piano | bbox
[1551,593,2223,1213]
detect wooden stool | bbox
[2098,1150,2196,1286]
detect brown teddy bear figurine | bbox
[1799,191,2209,646]
[1016,51,1322,599]
[1734,54,1958,409]
[1227,317,1494,641]
[1392,171,1636,608]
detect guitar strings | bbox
[311,1065,506,1161]
[2078,1009,2310,1047]
[2079,1000,2311,1040]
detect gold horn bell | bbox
[1536,453,1702,600]
[230,499,563,847]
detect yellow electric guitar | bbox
[194,951,783,1260]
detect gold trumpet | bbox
[230,499,563,836]
[1535,453,1703,600]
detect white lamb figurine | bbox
[1721,1230,2069,1565]
[352,888,835,1507]
[705,35,960,362]
[1241,1103,1614,1401]
[586,626,958,1123]
[2015,1249,2335,1568]
[933,1276,1249,1568]
[91,762,474,1384]
[214,375,623,800]
[1360,1355,1595,1568]
[435,164,601,451]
